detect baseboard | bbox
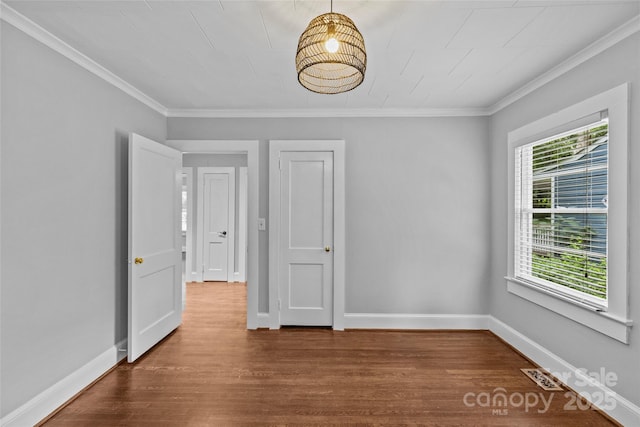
[489,316,640,426]
[232,272,246,283]
[343,313,491,330]
[257,312,270,328]
[1,339,127,427]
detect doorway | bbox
[185,157,248,283]
[167,140,260,329]
[183,163,248,283]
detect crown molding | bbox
[0,2,168,116]
[166,107,492,118]
[488,14,640,115]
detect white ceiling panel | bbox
[513,0,638,7]
[366,48,415,78]
[420,74,477,108]
[446,6,544,48]
[507,3,638,48]
[386,2,470,50]
[401,48,471,82]
[443,1,518,9]
[368,73,423,99]
[194,3,271,52]
[260,1,307,50]
[450,47,526,76]
[495,45,565,79]
[454,74,516,107]
[4,0,639,112]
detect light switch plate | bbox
[258,218,266,231]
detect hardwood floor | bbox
[42,282,616,426]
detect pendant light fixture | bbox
[295,0,367,94]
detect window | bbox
[181,187,188,233]
[506,84,630,343]
[514,119,609,308]
[181,172,189,234]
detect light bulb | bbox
[325,37,339,53]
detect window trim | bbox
[506,83,631,343]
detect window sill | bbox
[504,276,632,343]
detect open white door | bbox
[128,133,182,362]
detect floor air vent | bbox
[521,368,564,391]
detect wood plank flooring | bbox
[42,282,616,426]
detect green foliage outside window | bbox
[531,217,606,299]
[532,124,608,172]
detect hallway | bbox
[40,282,615,426]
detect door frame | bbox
[269,140,346,330]
[182,167,195,284]
[237,167,248,282]
[166,140,260,330]
[197,167,236,282]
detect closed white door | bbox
[199,168,235,282]
[128,133,182,362]
[279,151,334,326]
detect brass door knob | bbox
[134,257,144,265]
[325,246,331,252]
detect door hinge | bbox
[278,299,281,310]
[278,158,281,170]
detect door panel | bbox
[280,151,333,326]
[200,168,235,282]
[208,242,225,271]
[137,267,176,332]
[289,263,324,308]
[290,160,325,248]
[128,133,182,362]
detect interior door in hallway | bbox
[279,151,334,326]
[128,133,182,362]
[199,167,235,282]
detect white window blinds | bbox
[514,118,608,307]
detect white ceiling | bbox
[4,0,640,114]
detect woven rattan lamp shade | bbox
[296,12,366,94]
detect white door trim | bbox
[269,140,346,330]
[182,167,195,283]
[197,167,236,282]
[237,167,248,282]
[166,140,260,330]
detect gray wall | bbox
[0,23,166,416]
[182,153,248,277]
[489,33,640,406]
[168,117,492,314]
